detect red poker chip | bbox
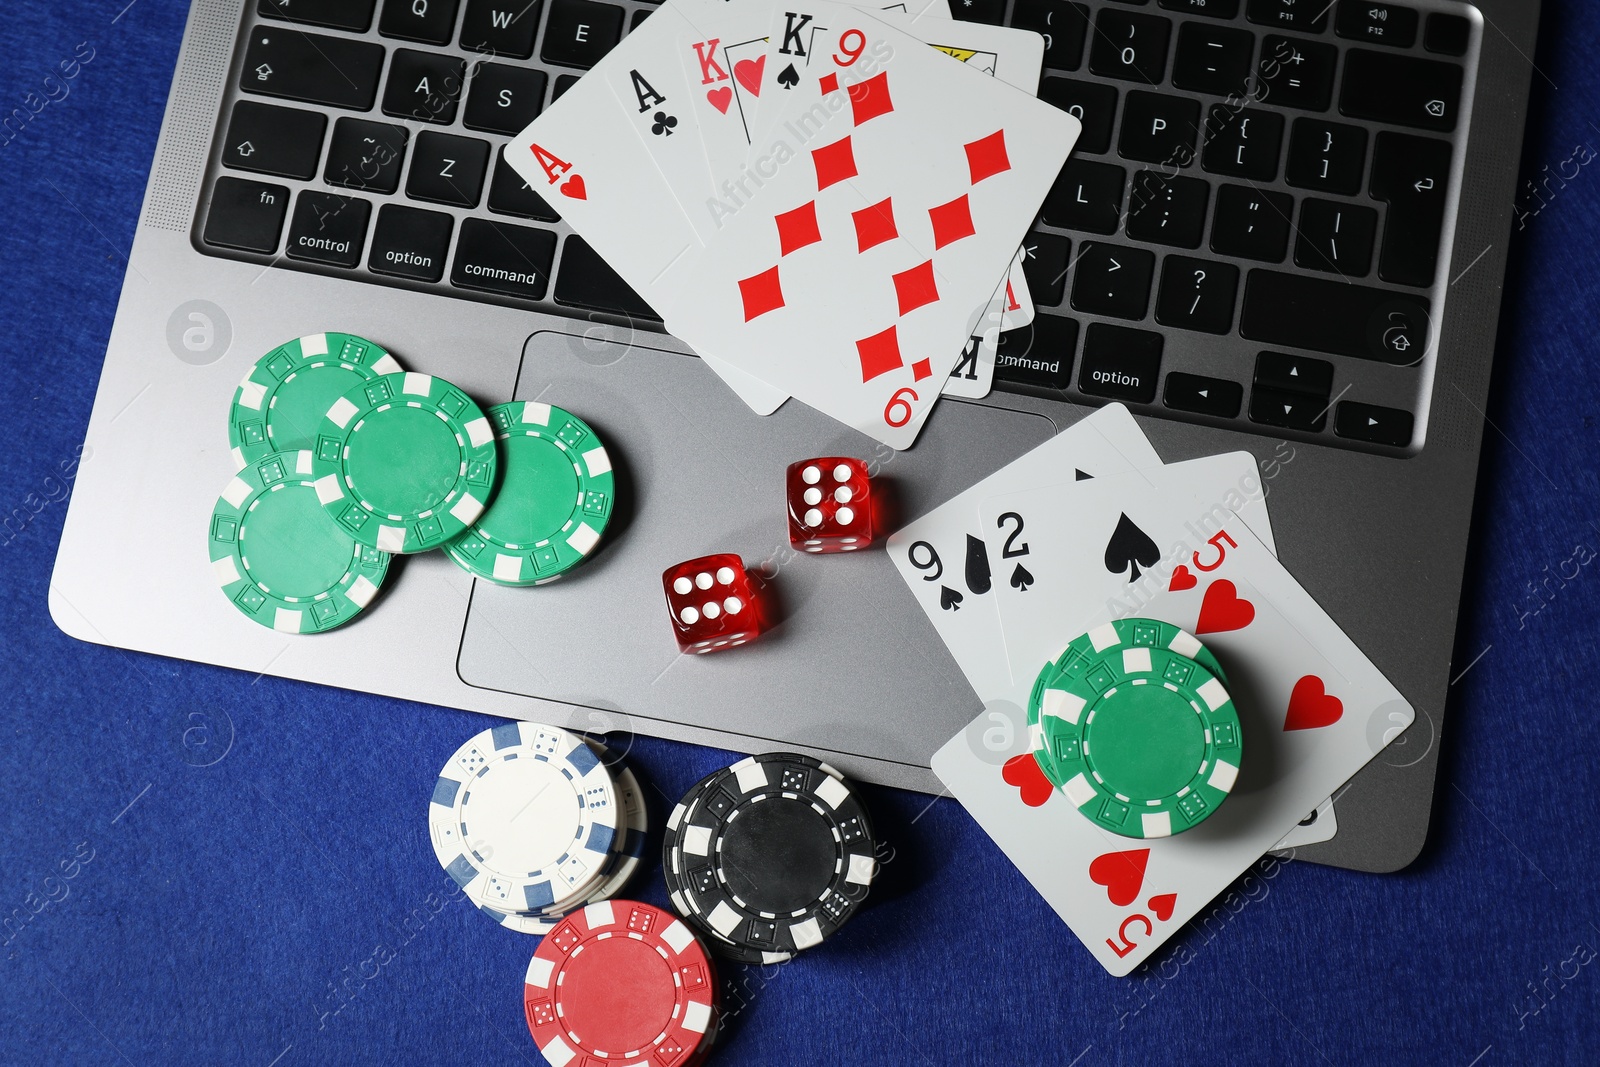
[524,899,718,1066]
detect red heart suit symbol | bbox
[559,174,587,200]
[1002,753,1053,808]
[1168,564,1197,591]
[1195,579,1254,634]
[706,86,732,114]
[1284,675,1344,731]
[1147,893,1176,922]
[734,56,765,96]
[1088,848,1149,908]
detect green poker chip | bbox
[1030,618,1230,787]
[443,401,614,585]
[227,333,401,469]
[1032,620,1241,839]
[310,371,499,554]
[209,449,389,633]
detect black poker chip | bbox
[661,753,876,958]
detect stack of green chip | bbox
[1027,618,1242,839]
[210,336,620,633]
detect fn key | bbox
[203,176,289,253]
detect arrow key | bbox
[1254,351,1333,396]
[1248,385,1328,432]
[1164,372,1242,418]
[222,101,326,180]
[1335,400,1414,447]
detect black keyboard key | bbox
[1089,9,1172,85]
[1154,256,1238,333]
[1160,0,1239,16]
[369,204,452,281]
[406,131,491,207]
[1172,22,1254,97]
[222,101,326,179]
[1335,2,1417,48]
[1119,91,1200,165]
[465,62,546,134]
[285,191,370,268]
[1335,401,1414,446]
[542,0,624,69]
[488,150,561,221]
[384,50,466,123]
[258,0,375,32]
[1210,184,1292,261]
[1254,351,1332,395]
[378,0,460,44]
[1340,50,1462,132]
[1369,131,1452,287]
[1164,372,1242,417]
[1071,243,1156,320]
[995,316,1079,393]
[1255,35,1336,111]
[553,74,581,101]
[324,118,408,193]
[1202,105,1283,180]
[240,27,384,110]
[203,177,290,253]
[953,0,1007,25]
[631,7,651,29]
[1020,232,1072,307]
[1079,324,1162,403]
[1042,159,1125,233]
[461,0,542,57]
[1012,0,1089,72]
[1040,79,1117,155]
[1249,386,1328,431]
[451,218,556,300]
[1240,269,1430,362]
[1284,118,1367,194]
[1246,0,1328,33]
[1294,198,1377,276]
[1425,13,1470,56]
[1127,172,1208,248]
[555,236,660,319]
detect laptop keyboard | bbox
[196,0,1479,455]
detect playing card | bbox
[999,244,1034,330]
[938,488,1412,975]
[938,274,1003,399]
[506,2,713,310]
[887,404,1160,701]
[743,9,1043,332]
[979,452,1277,686]
[679,0,957,201]
[744,3,1042,160]
[604,31,720,242]
[660,2,1080,448]
[678,2,1038,412]
[1273,796,1338,850]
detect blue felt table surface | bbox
[2,3,1598,1065]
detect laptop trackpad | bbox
[457,329,1055,766]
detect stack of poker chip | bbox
[523,899,721,1067]
[1028,618,1243,839]
[663,753,878,964]
[427,722,647,935]
[209,333,616,633]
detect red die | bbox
[661,554,764,654]
[786,457,874,553]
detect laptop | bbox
[49,0,1539,874]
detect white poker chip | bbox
[428,721,620,913]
